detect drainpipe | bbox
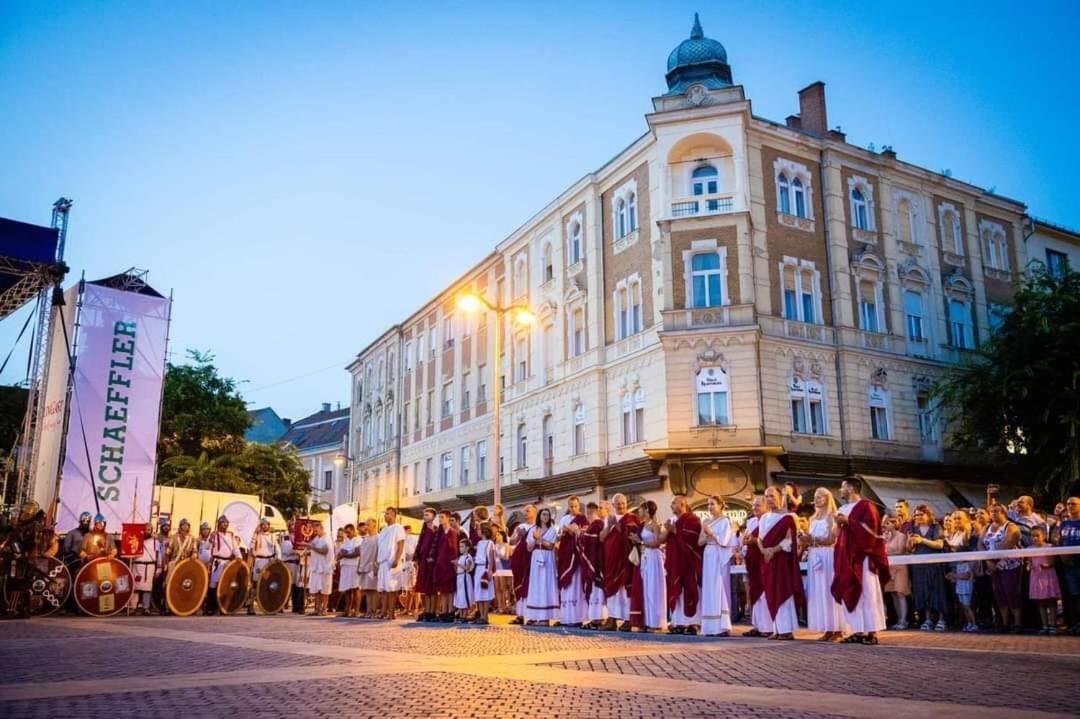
[817,149,849,459]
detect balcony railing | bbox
[671,192,735,218]
[661,304,755,331]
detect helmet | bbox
[179,518,191,528]
[93,513,106,528]
[217,515,229,524]
[259,517,270,526]
[79,511,92,524]
[199,521,211,530]
[159,516,171,527]
[18,500,40,521]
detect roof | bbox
[245,407,290,444]
[279,407,350,453]
[1030,216,1080,241]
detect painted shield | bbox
[216,558,250,614]
[1,556,72,616]
[256,559,291,614]
[166,558,209,617]
[74,557,135,617]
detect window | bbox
[572,404,585,455]
[516,423,527,469]
[1046,249,1068,279]
[616,198,629,239]
[631,280,642,334]
[441,381,454,417]
[429,326,437,359]
[858,280,880,332]
[692,164,718,196]
[621,388,646,445]
[949,299,973,349]
[542,415,554,473]
[790,376,826,435]
[571,307,586,356]
[477,364,488,403]
[416,335,424,365]
[424,458,432,492]
[443,316,454,347]
[323,469,333,491]
[516,336,528,382]
[387,353,395,382]
[851,188,869,230]
[542,243,554,283]
[614,277,644,341]
[402,403,409,433]
[404,342,413,371]
[628,192,637,232]
[696,367,730,426]
[374,409,383,444]
[413,398,421,430]
[691,251,725,308]
[440,452,452,489]
[939,204,963,255]
[476,440,487,482]
[868,385,891,440]
[777,173,791,215]
[979,221,1009,272]
[792,177,806,218]
[460,446,470,485]
[567,218,583,265]
[461,372,471,408]
[904,290,925,341]
[779,258,820,324]
[897,199,917,246]
[426,390,434,425]
[917,392,936,443]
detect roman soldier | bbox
[205,515,241,615]
[132,522,159,615]
[80,514,117,562]
[247,517,280,615]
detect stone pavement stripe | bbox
[463,663,1076,719]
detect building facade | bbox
[347,16,1073,521]
[279,403,351,508]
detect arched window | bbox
[568,220,583,265]
[897,199,915,246]
[696,366,730,426]
[691,252,724,308]
[777,173,791,215]
[616,198,628,239]
[792,177,806,218]
[851,188,869,230]
[627,192,637,232]
[516,422,528,469]
[542,242,553,283]
[572,404,586,455]
[692,164,719,196]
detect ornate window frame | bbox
[850,249,887,334]
[789,356,828,436]
[938,202,965,267]
[773,157,815,232]
[565,211,584,273]
[613,272,644,340]
[847,174,877,242]
[892,188,924,255]
[978,219,1011,278]
[682,239,729,309]
[613,178,639,252]
[778,256,823,325]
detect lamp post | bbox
[456,292,536,510]
[333,450,354,506]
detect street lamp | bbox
[456,291,536,509]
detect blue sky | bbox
[2,1,1078,420]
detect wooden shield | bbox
[74,557,134,617]
[216,559,250,614]
[166,558,209,617]
[2,556,71,617]
[256,559,291,614]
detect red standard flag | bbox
[292,519,321,550]
[120,523,145,558]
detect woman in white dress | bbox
[698,495,736,636]
[800,487,843,641]
[453,538,475,621]
[524,508,559,625]
[635,501,667,632]
[472,525,497,624]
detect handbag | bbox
[628,545,641,567]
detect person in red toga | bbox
[832,475,890,645]
[508,504,537,625]
[580,501,607,629]
[413,507,438,622]
[600,492,640,632]
[664,495,703,635]
[556,495,589,627]
[432,510,459,623]
[755,486,804,640]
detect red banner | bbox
[292,519,321,550]
[120,523,145,558]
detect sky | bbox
[2,0,1079,421]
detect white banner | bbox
[56,283,171,532]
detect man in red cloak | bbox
[579,501,606,629]
[508,504,537,625]
[665,495,703,635]
[556,496,589,627]
[757,487,804,640]
[600,493,639,632]
[432,510,458,622]
[413,508,437,622]
[832,475,890,645]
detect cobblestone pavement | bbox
[1,615,1077,718]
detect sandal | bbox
[861,634,879,645]
[841,634,864,644]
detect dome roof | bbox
[666,14,727,72]
[664,14,733,96]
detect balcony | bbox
[661,303,755,331]
[670,192,735,219]
[836,327,906,354]
[759,315,834,345]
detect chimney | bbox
[797,81,828,137]
[321,402,331,413]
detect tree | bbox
[936,264,1080,502]
[159,349,249,459]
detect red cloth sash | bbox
[432,527,458,595]
[579,519,604,600]
[665,512,703,617]
[603,513,640,598]
[510,525,533,601]
[629,553,645,629]
[760,514,805,620]
[745,525,763,606]
[556,514,588,590]
[831,499,891,611]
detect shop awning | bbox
[862,476,957,519]
[948,482,1020,510]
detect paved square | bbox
[1,615,1076,718]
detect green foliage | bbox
[157,350,309,518]
[935,263,1080,501]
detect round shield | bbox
[1,556,72,617]
[216,558,251,614]
[166,558,209,617]
[74,557,134,617]
[256,559,291,614]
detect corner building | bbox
[347,16,1049,522]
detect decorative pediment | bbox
[871,367,888,389]
[694,348,729,374]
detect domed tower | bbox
[664,13,733,97]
